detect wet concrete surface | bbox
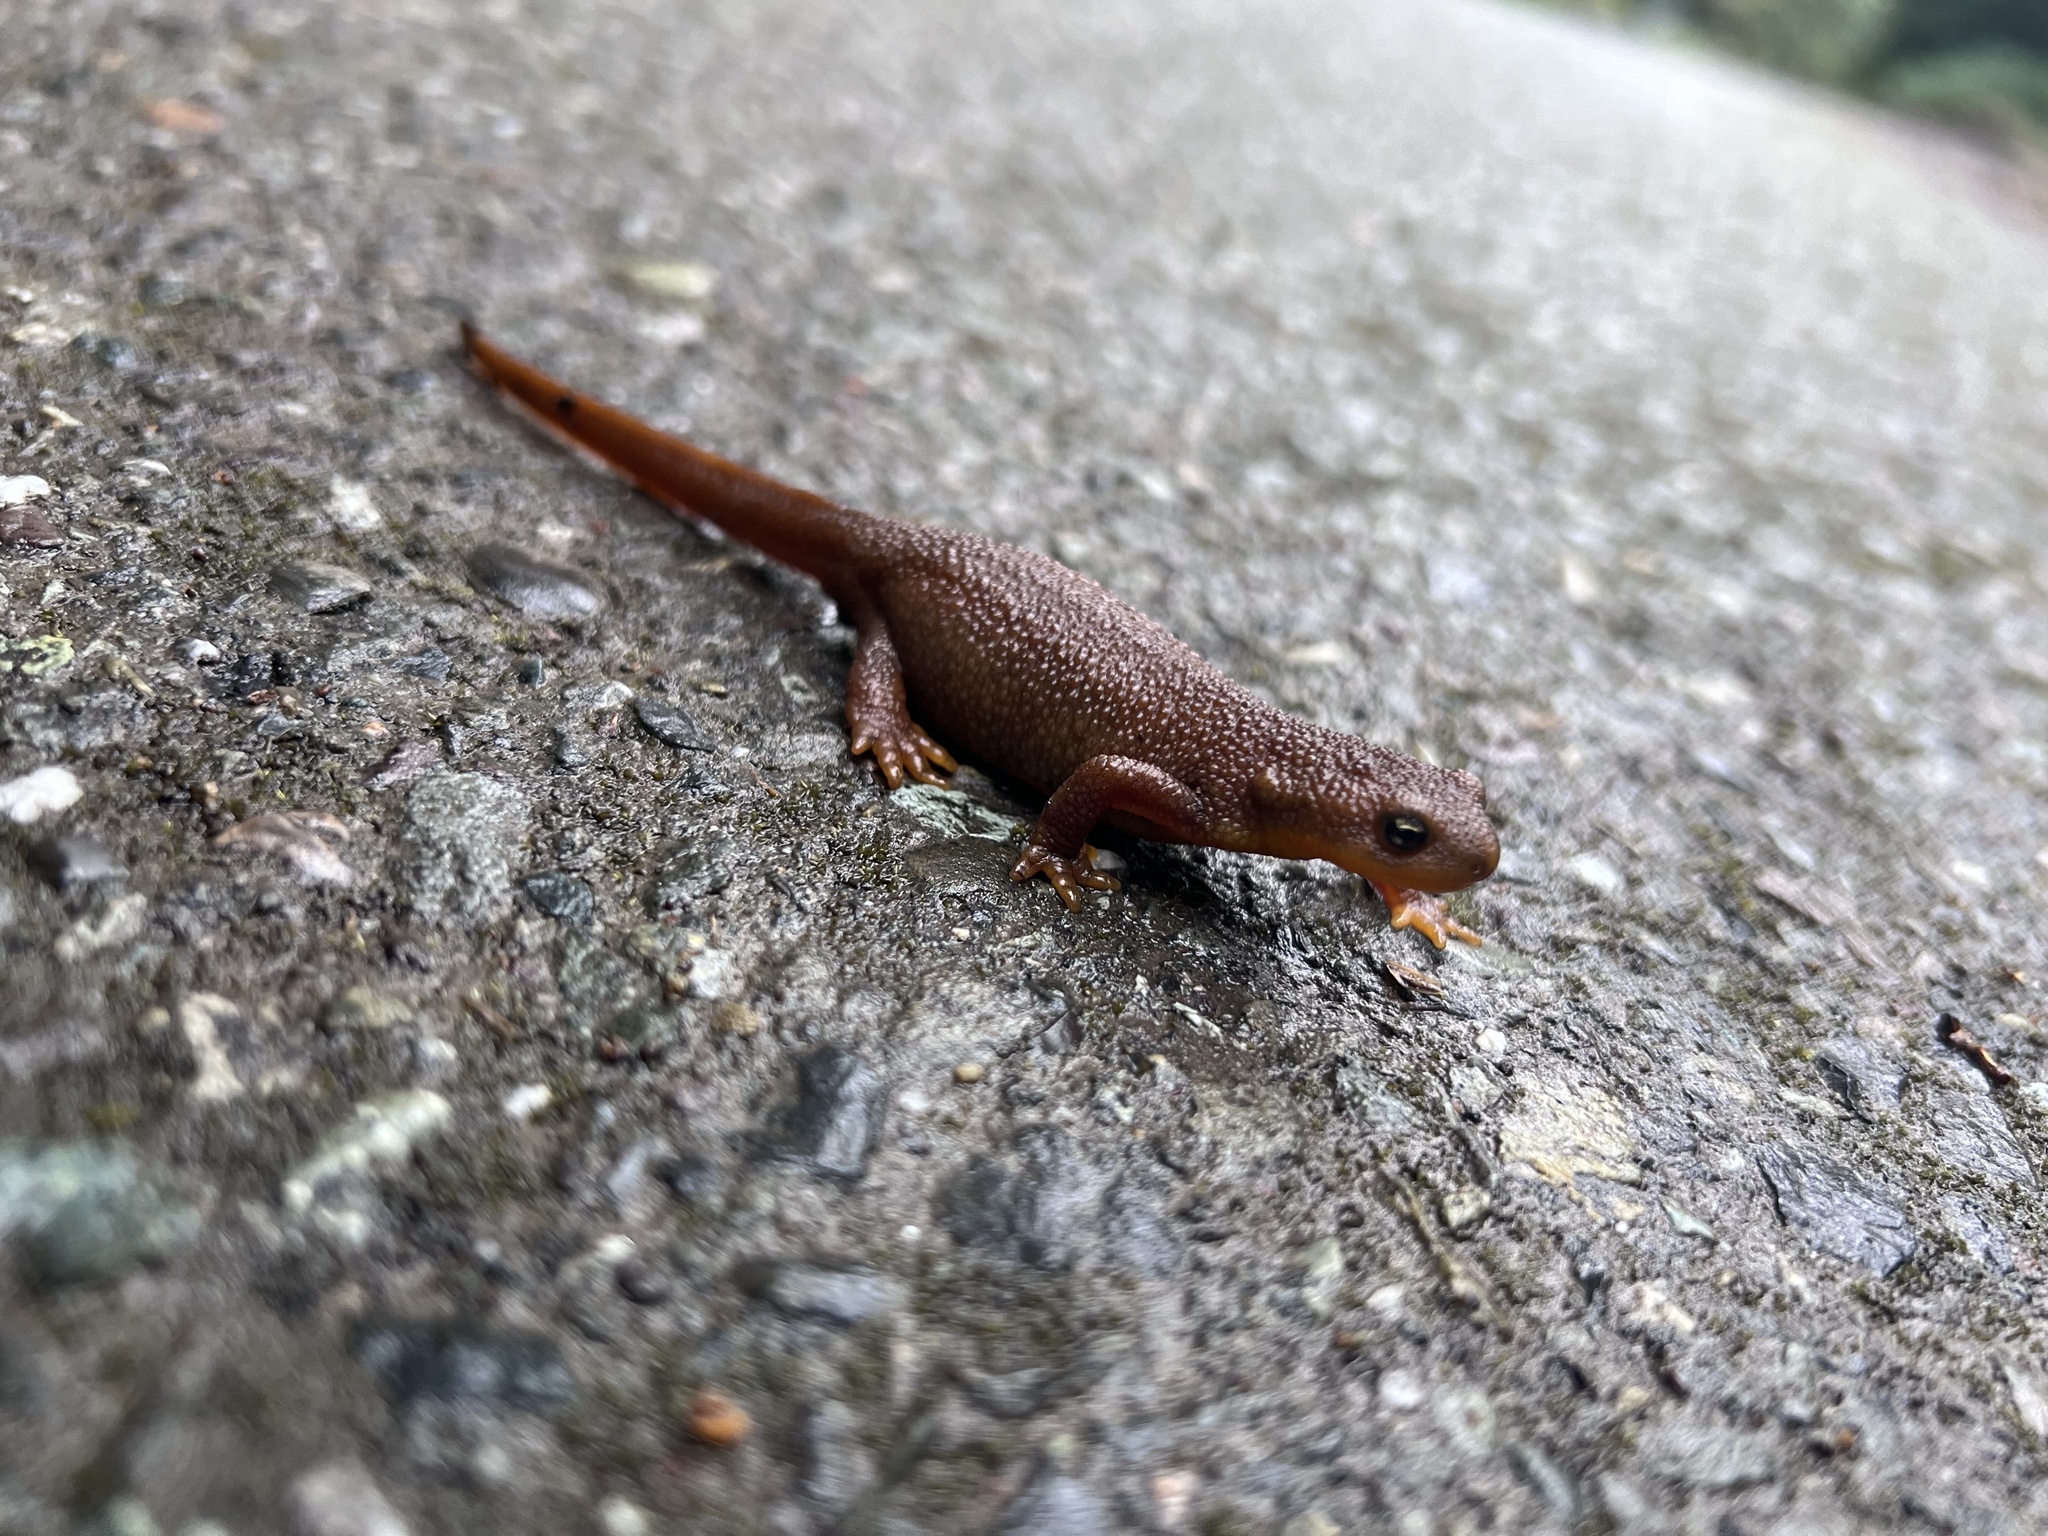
[5,0,2048,1531]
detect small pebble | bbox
[286,1458,411,1536]
[755,1263,902,1325]
[0,765,82,825]
[181,639,223,665]
[711,1000,762,1036]
[953,1062,986,1085]
[356,1322,571,1409]
[687,1386,752,1447]
[596,1497,652,1536]
[1567,853,1624,899]
[0,502,63,547]
[85,1499,159,1536]
[326,477,382,533]
[615,1259,672,1305]
[25,834,124,889]
[503,1083,553,1123]
[464,542,603,620]
[269,561,374,614]
[520,869,594,924]
[0,474,53,506]
[321,986,414,1032]
[634,691,713,751]
[625,259,717,300]
[281,1090,453,1213]
[1379,1368,1426,1411]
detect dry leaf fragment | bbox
[213,810,353,884]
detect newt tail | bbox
[461,323,1499,942]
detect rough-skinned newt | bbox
[460,323,1500,946]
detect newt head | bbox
[1246,738,1499,894]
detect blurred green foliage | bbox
[1697,0,1897,85]
[1544,0,2048,141]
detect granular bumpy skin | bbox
[463,325,1498,939]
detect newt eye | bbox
[1382,813,1430,853]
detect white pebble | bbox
[286,1459,410,1536]
[596,1497,652,1536]
[1379,1367,1426,1411]
[0,765,82,825]
[0,474,52,506]
[327,477,383,532]
[502,1083,552,1123]
[282,1090,453,1212]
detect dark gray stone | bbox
[1756,1143,1917,1276]
[662,1152,726,1208]
[355,1322,572,1409]
[464,542,604,620]
[615,1259,671,1305]
[741,1261,901,1325]
[396,773,530,923]
[642,837,734,915]
[551,725,593,769]
[799,1400,874,1511]
[556,934,651,1034]
[269,561,374,614]
[1813,1037,1903,1118]
[23,835,124,890]
[999,1475,1107,1536]
[388,647,451,681]
[1921,1077,2035,1190]
[520,869,593,923]
[778,1048,885,1181]
[1333,1061,1416,1131]
[1641,1421,1777,1490]
[69,332,143,370]
[633,692,713,751]
[955,1364,1059,1419]
[935,1127,1101,1271]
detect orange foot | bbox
[1370,880,1482,949]
[849,720,957,788]
[1011,842,1120,910]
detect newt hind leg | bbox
[1012,755,1203,911]
[1011,843,1120,910]
[845,623,956,788]
[1368,879,1482,948]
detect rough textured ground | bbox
[5,0,2048,1532]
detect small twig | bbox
[1938,1013,2013,1088]
[1379,1159,1511,1338]
[462,992,518,1042]
[739,759,781,797]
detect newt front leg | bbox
[844,624,956,788]
[1369,879,1481,948]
